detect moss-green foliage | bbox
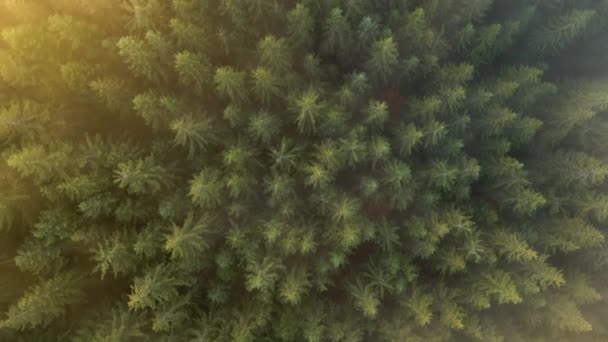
[1,0,608,341]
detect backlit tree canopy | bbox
[2,0,608,341]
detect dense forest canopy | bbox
[1,0,608,341]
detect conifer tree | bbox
[1,272,83,330]
[2,1,608,341]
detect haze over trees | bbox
[1,0,608,341]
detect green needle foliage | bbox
[1,272,84,330]
[2,1,608,341]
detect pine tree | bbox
[1,272,84,330]
[251,67,281,104]
[531,9,596,54]
[174,51,211,95]
[72,304,146,342]
[349,280,380,318]
[164,214,210,268]
[492,230,538,262]
[367,36,399,84]
[113,157,168,195]
[214,66,247,103]
[248,111,281,144]
[3,1,608,341]
[170,114,216,158]
[127,264,190,311]
[92,232,136,279]
[294,88,325,134]
[287,3,314,52]
[245,256,284,294]
[257,35,291,74]
[189,168,224,208]
[279,265,310,305]
[322,8,351,58]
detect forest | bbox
[1,0,608,341]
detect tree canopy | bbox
[2,0,608,341]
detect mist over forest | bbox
[2,1,608,341]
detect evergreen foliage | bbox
[2,1,608,341]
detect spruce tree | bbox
[2,1,608,341]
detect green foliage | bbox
[127,264,189,311]
[546,151,608,188]
[14,240,64,276]
[279,266,310,305]
[170,114,216,157]
[3,1,608,341]
[394,123,423,156]
[170,19,208,52]
[541,81,608,144]
[269,138,301,172]
[1,272,83,330]
[164,214,210,266]
[252,67,281,104]
[0,101,51,143]
[480,270,522,305]
[114,157,168,194]
[547,298,593,333]
[323,8,351,57]
[294,88,325,134]
[248,111,281,144]
[532,9,596,54]
[349,280,380,318]
[90,77,134,113]
[365,100,389,128]
[214,66,247,102]
[492,230,538,262]
[257,35,291,73]
[405,289,434,327]
[440,302,465,330]
[287,3,314,51]
[174,51,211,94]
[117,35,159,81]
[367,36,399,83]
[92,232,136,279]
[245,256,283,294]
[151,293,190,332]
[132,91,167,129]
[72,304,146,342]
[189,168,223,208]
[541,217,605,253]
